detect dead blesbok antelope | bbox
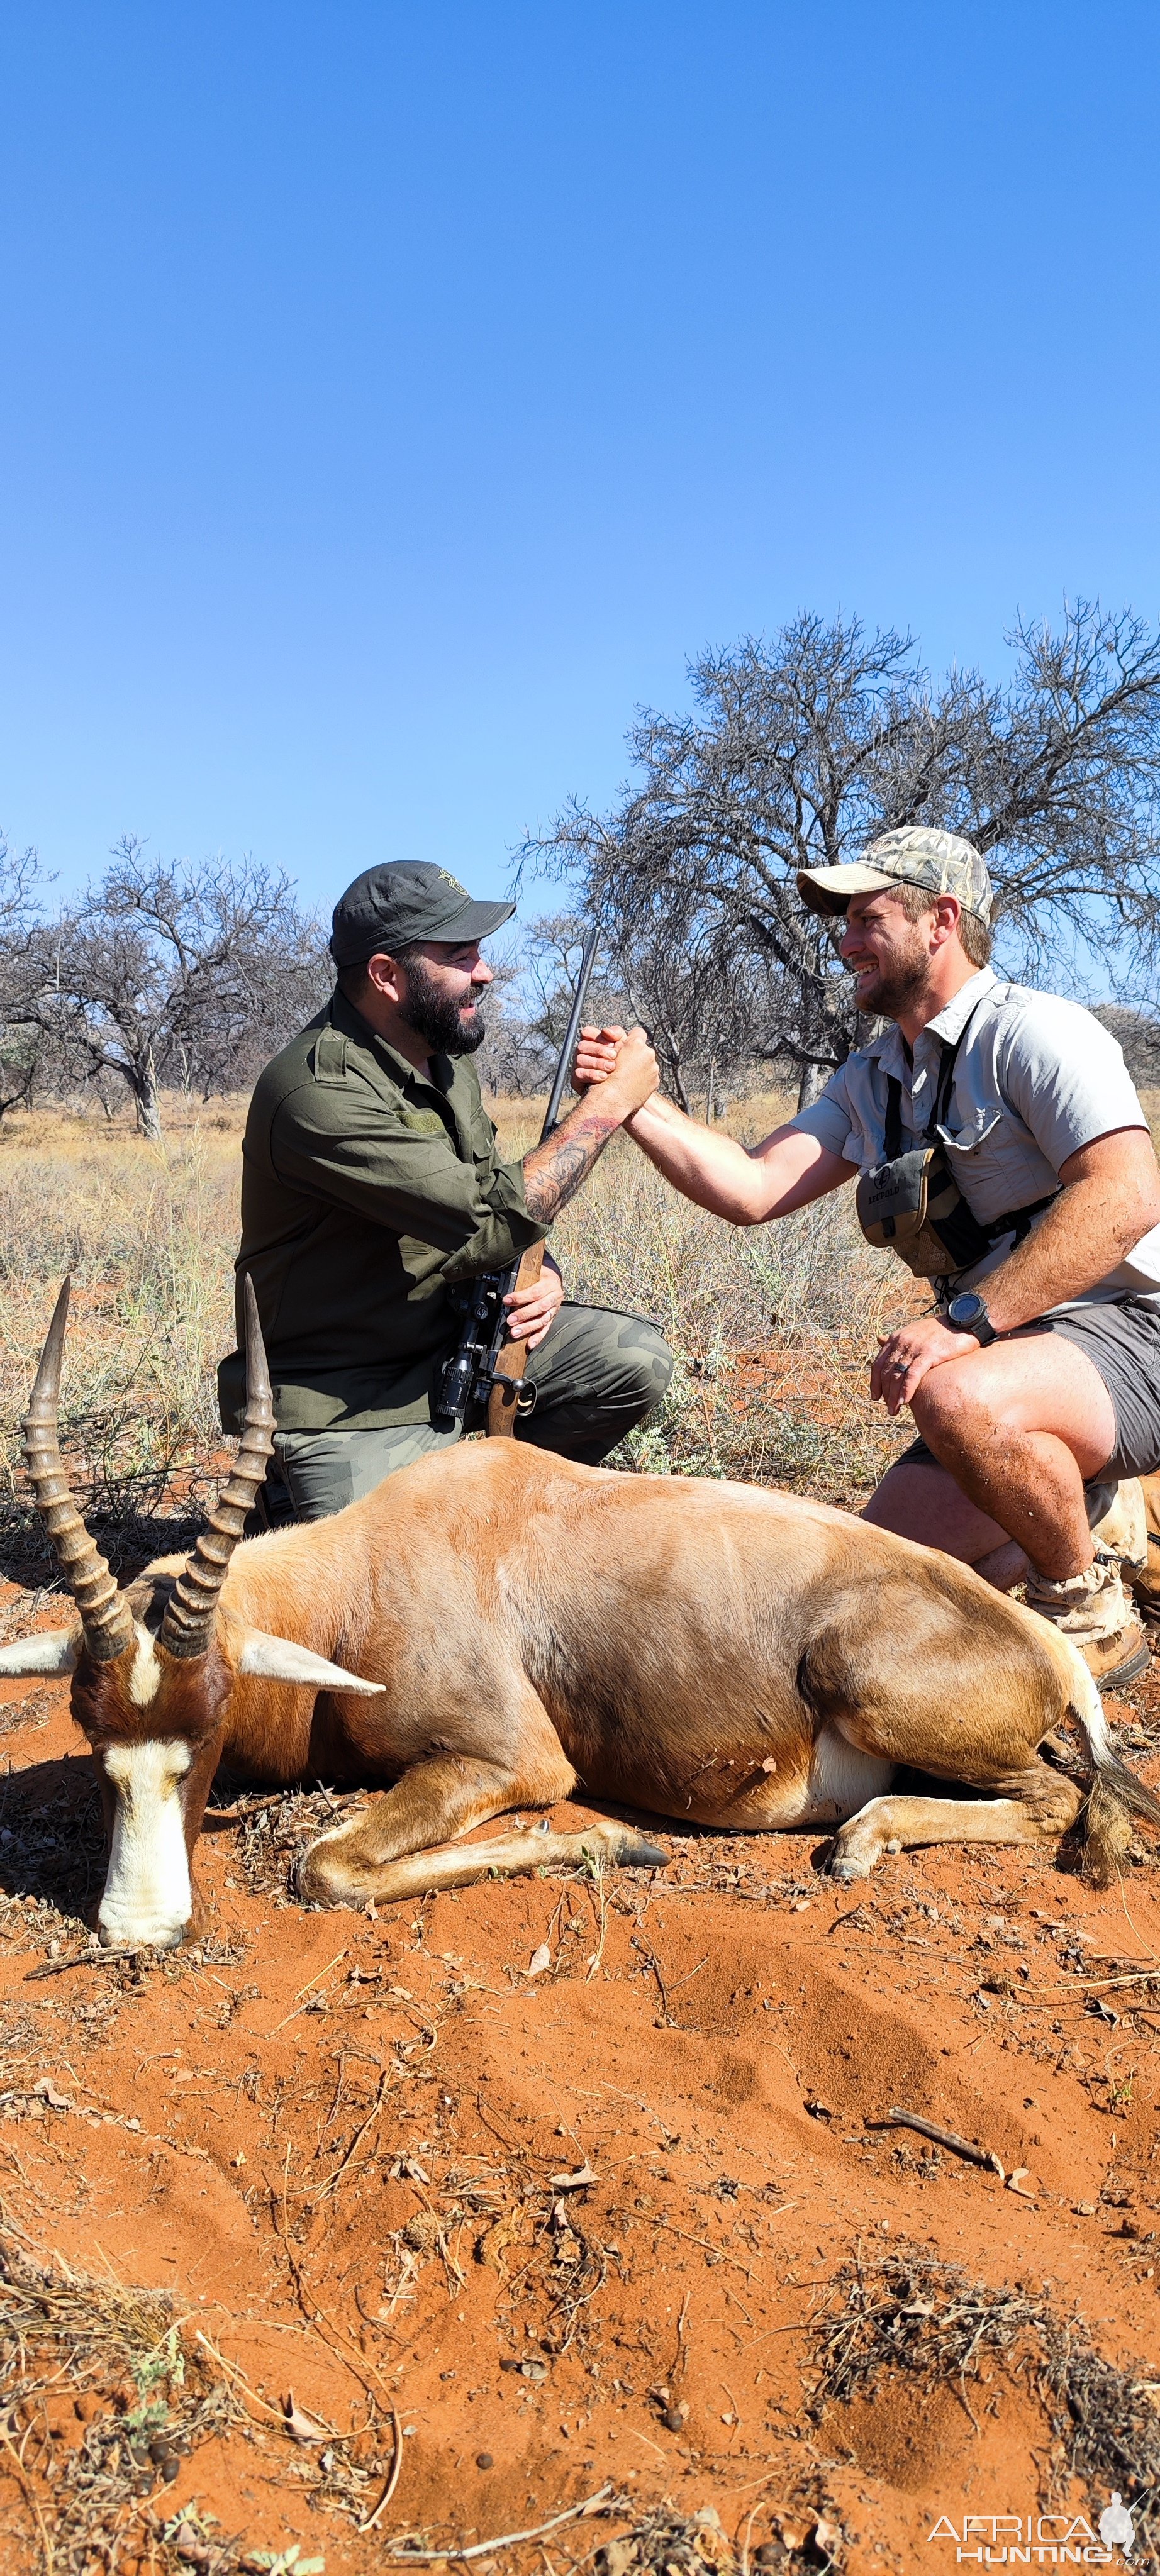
[3,1279,1158,1950]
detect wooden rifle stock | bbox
[486,1241,545,1436]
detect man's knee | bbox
[531,1305,674,1411]
[608,1315,675,1408]
[910,1367,984,1449]
[521,1305,674,1460]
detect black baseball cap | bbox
[330,862,516,969]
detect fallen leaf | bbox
[281,2390,330,2444]
[31,2079,72,2111]
[1007,2168,1038,2200]
[813,2517,842,2555]
[172,2529,212,2568]
[694,2533,732,2570]
[389,2154,431,2185]
[526,1944,551,1977]
[477,2208,523,2273]
[549,2161,596,2189]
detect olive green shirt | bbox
[220,991,545,1433]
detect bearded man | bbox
[221,861,672,1519]
[574,828,1160,1686]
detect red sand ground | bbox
[0,1582,1158,2575]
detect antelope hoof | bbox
[823,1840,876,1883]
[604,1832,669,1870]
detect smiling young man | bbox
[574,827,1160,1685]
[221,861,672,1518]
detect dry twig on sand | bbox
[382,2483,620,2560]
[866,2106,1005,2174]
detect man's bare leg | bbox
[862,1461,1029,1589]
[864,1330,1117,1582]
[905,1331,1116,1579]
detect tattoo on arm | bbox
[523,1108,621,1224]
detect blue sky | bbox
[2,1,1158,918]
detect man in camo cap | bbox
[800,823,995,927]
[574,824,1160,1689]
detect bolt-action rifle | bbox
[434,926,601,1440]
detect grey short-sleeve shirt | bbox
[790,967,1160,1309]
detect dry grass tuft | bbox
[0,1095,244,1574]
[594,2496,841,2576]
[813,2245,1160,2562]
[0,2230,238,2573]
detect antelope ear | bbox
[235,1631,386,1694]
[0,1630,79,1677]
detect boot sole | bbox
[1083,1635,1152,1688]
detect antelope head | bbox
[0,1279,384,1949]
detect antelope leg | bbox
[306,1819,669,1909]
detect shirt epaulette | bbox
[311,1026,349,1085]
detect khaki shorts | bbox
[897,1294,1160,1523]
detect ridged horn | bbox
[159,1275,275,1660]
[22,1279,135,1664]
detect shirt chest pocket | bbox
[935,1106,1003,1158]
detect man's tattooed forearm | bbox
[523,1111,620,1224]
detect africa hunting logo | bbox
[926,2494,1138,2560]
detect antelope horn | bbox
[159,1275,275,1660]
[21,1280,135,1664]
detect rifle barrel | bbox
[538,927,601,1143]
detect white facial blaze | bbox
[98,1740,194,1948]
[128,1624,162,1706]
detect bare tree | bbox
[0,839,330,1136]
[525,603,1160,1108]
[0,838,57,1116]
[1093,1006,1160,1088]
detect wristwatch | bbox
[945,1291,997,1346]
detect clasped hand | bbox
[573,1023,628,1090]
[871,1314,980,1414]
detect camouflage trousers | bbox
[273,1301,674,1522]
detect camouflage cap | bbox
[796,826,993,924]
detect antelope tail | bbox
[1054,1630,1160,1885]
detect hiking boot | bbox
[1025,1547,1152,1689]
[1127,1474,1160,1618]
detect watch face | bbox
[950,1294,984,1326]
